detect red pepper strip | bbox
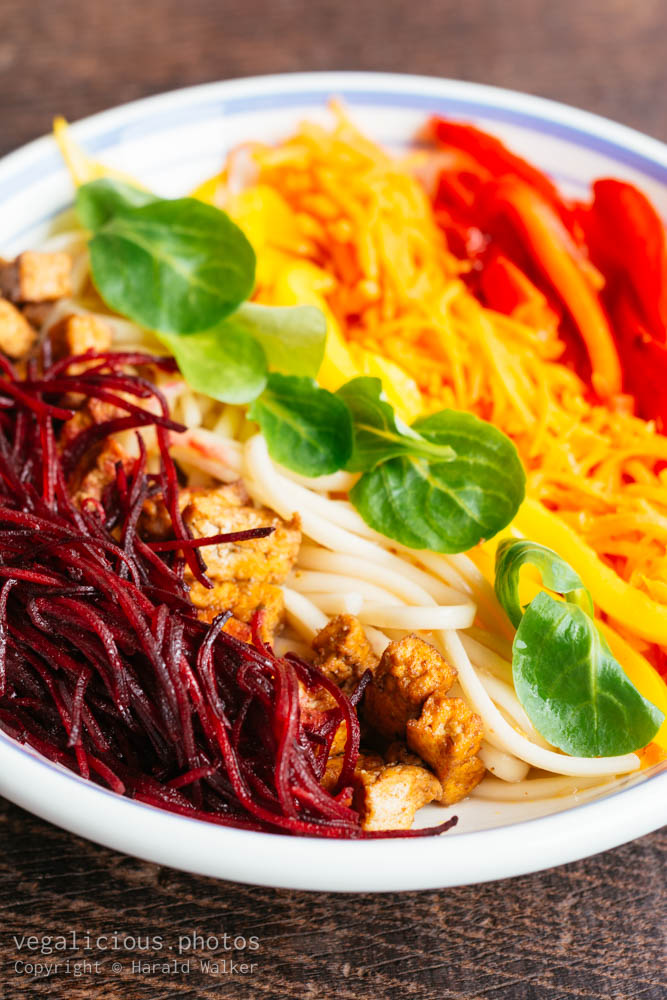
[609,287,667,431]
[491,177,623,398]
[479,251,550,314]
[431,171,481,257]
[580,179,667,339]
[433,167,484,215]
[428,117,571,221]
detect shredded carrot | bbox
[208,106,667,680]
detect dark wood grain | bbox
[0,0,666,156]
[1,802,665,1000]
[1,2,666,998]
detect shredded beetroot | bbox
[0,349,456,838]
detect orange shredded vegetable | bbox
[205,107,667,688]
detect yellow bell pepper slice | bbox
[228,186,306,254]
[190,173,225,206]
[268,261,359,388]
[514,498,667,646]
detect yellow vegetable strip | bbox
[515,499,667,645]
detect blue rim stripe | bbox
[1,87,666,211]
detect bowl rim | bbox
[2,724,665,892]
[0,70,666,194]
[0,70,665,892]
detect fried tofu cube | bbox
[299,684,347,756]
[60,395,123,452]
[352,753,443,831]
[65,393,133,506]
[142,483,300,642]
[181,487,301,585]
[321,751,442,829]
[407,691,485,805]
[50,313,112,357]
[321,753,345,792]
[191,579,285,639]
[21,302,53,329]
[0,252,72,303]
[364,634,457,739]
[362,635,484,804]
[0,298,36,358]
[140,482,249,542]
[182,486,301,638]
[73,436,132,505]
[383,741,427,768]
[221,616,253,644]
[312,614,379,687]
[439,756,486,806]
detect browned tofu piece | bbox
[140,482,250,542]
[141,482,297,642]
[191,579,285,639]
[50,313,112,357]
[139,496,174,542]
[183,480,249,510]
[221,616,253,644]
[364,634,457,740]
[0,298,36,358]
[312,614,379,687]
[362,635,485,804]
[185,608,254,645]
[384,741,428,768]
[0,252,72,303]
[61,393,132,504]
[321,750,441,830]
[298,682,348,756]
[439,756,486,806]
[321,752,345,792]
[73,437,133,505]
[59,405,95,449]
[352,752,442,831]
[21,302,53,329]
[407,691,485,805]
[182,487,301,584]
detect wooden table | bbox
[0,1,665,997]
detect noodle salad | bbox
[0,105,664,838]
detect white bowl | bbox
[1,72,665,891]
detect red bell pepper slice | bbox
[489,177,622,398]
[428,117,572,223]
[611,286,667,431]
[427,118,667,416]
[580,179,667,340]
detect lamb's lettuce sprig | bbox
[76,179,326,402]
[494,539,664,756]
